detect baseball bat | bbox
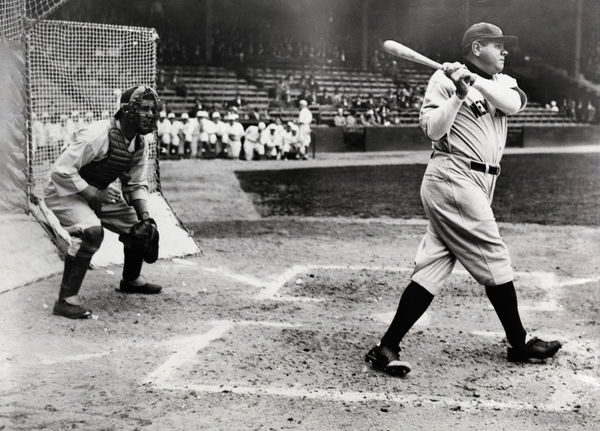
[382,40,443,70]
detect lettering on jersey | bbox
[469,99,489,118]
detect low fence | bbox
[313,125,600,152]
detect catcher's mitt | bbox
[129,218,159,263]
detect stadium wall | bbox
[313,126,600,152]
[0,39,28,213]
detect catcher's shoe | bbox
[507,337,562,363]
[117,280,162,294]
[365,345,411,377]
[53,299,92,319]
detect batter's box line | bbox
[194,265,594,309]
[157,381,575,414]
[143,319,301,388]
[143,320,594,414]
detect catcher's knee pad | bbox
[68,225,104,258]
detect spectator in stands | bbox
[243,121,266,161]
[157,111,171,159]
[249,106,262,121]
[84,112,94,125]
[305,75,320,105]
[317,88,333,105]
[172,71,188,101]
[297,100,312,160]
[586,100,597,123]
[547,100,559,112]
[333,108,347,127]
[331,86,343,107]
[360,109,379,127]
[189,98,203,118]
[346,109,358,127]
[100,111,110,120]
[227,93,245,110]
[222,113,244,159]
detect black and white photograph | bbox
[1,0,599,429]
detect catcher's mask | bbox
[116,85,162,135]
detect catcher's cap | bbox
[462,22,517,50]
[115,85,160,117]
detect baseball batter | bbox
[44,85,162,319]
[366,23,562,376]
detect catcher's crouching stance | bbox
[44,85,162,319]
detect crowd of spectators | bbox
[550,97,599,124]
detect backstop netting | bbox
[1,0,160,203]
[27,20,160,197]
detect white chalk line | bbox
[162,382,572,413]
[144,320,234,386]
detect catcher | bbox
[44,85,162,319]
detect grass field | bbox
[1,149,599,430]
[236,153,600,225]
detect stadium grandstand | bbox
[39,0,599,157]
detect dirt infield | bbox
[1,150,599,430]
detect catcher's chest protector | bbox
[80,120,145,190]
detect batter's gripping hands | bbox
[443,62,475,100]
[130,218,159,263]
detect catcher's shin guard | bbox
[122,245,144,282]
[58,254,92,299]
[58,226,104,299]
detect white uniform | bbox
[297,105,313,154]
[263,123,283,158]
[412,67,526,294]
[243,125,265,160]
[223,121,245,159]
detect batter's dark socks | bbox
[380,281,434,349]
[485,281,527,348]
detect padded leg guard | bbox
[122,246,144,282]
[59,226,104,299]
[58,255,92,299]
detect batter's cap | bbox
[462,22,518,50]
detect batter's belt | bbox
[431,150,501,176]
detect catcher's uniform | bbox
[412,65,526,293]
[44,118,148,248]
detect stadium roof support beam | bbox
[361,0,369,71]
[573,0,582,79]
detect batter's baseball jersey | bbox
[420,68,526,167]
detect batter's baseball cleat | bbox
[53,300,92,319]
[506,337,562,363]
[365,345,411,377]
[116,280,162,294]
